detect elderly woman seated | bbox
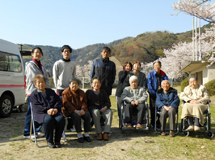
[121,75,148,128]
[30,74,65,148]
[181,76,210,132]
[62,78,91,143]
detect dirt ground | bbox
[0,96,215,160]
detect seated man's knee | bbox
[92,109,100,115]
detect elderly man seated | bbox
[121,75,148,128]
[180,76,210,132]
[156,80,180,137]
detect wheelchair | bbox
[181,100,214,139]
[119,100,149,133]
[154,105,180,135]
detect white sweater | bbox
[52,59,76,90]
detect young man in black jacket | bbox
[90,47,116,96]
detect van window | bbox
[0,51,22,72]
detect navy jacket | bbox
[147,70,168,97]
[156,87,180,110]
[90,58,116,96]
[30,88,62,124]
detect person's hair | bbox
[153,60,162,67]
[32,47,43,56]
[69,77,81,85]
[33,74,46,85]
[161,80,170,86]
[123,62,133,71]
[61,45,72,53]
[133,61,141,67]
[188,75,198,81]
[92,77,101,83]
[129,75,138,84]
[102,46,111,54]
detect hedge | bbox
[180,78,189,92]
[205,79,215,96]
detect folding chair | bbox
[30,102,66,147]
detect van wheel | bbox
[0,95,13,117]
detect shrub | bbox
[180,78,189,92]
[205,79,215,96]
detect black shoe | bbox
[55,142,61,148]
[47,142,56,148]
[78,137,84,143]
[83,136,91,142]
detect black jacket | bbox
[122,70,147,90]
[115,70,129,97]
[86,89,111,113]
[90,58,116,95]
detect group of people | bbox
[23,44,210,148]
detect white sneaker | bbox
[36,132,45,138]
[23,135,37,139]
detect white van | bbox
[0,39,25,117]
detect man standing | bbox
[156,80,180,137]
[90,47,116,96]
[147,60,168,129]
[53,45,76,130]
[53,45,76,98]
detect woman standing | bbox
[115,62,132,118]
[23,47,50,139]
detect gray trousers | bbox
[92,109,113,134]
[160,107,176,131]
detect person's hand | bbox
[190,100,201,104]
[47,109,52,115]
[131,101,135,106]
[79,109,85,116]
[74,110,81,116]
[134,101,139,105]
[52,109,58,115]
[163,106,169,111]
[100,106,107,113]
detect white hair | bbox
[161,80,170,86]
[129,75,138,84]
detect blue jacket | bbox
[156,87,180,110]
[90,58,116,96]
[147,70,168,97]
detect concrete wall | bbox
[189,63,215,85]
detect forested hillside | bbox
[24,23,211,73]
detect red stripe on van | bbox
[0,84,25,87]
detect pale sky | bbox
[0,0,209,49]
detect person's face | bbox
[133,63,141,71]
[31,49,42,61]
[92,79,101,91]
[62,48,71,60]
[161,80,170,92]
[35,78,46,91]
[154,62,161,73]
[101,49,110,59]
[125,64,132,72]
[130,80,138,89]
[189,78,198,89]
[69,81,79,91]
